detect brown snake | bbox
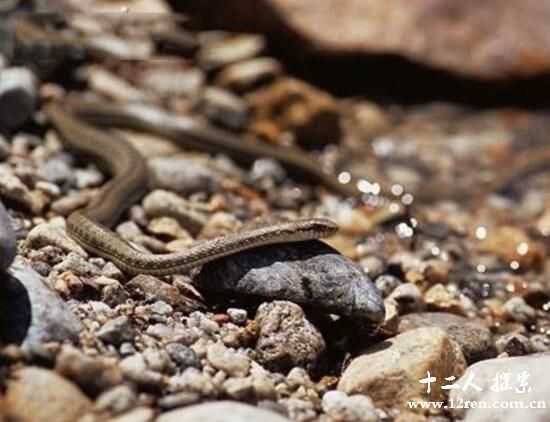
[43,102,339,276]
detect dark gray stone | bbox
[165,343,200,369]
[198,240,385,325]
[0,67,36,130]
[0,200,16,271]
[0,257,82,349]
[398,312,495,363]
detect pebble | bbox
[398,312,495,363]
[38,156,75,185]
[157,400,291,422]
[198,34,266,69]
[148,216,191,240]
[119,353,165,389]
[227,307,248,325]
[495,333,530,356]
[216,57,282,92]
[450,353,550,422]
[148,156,222,195]
[26,222,88,257]
[3,367,92,422]
[51,192,91,216]
[54,252,101,276]
[0,67,37,130]
[247,77,341,148]
[338,327,467,406]
[126,274,204,313]
[503,296,537,323]
[198,240,385,325]
[55,345,124,396]
[374,274,401,297]
[206,341,251,377]
[0,167,40,212]
[94,385,137,415]
[322,390,379,422]
[0,257,82,349]
[198,86,250,130]
[137,65,205,98]
[97,316,136,345]
[166,343,201,369]
[387,282,424,312]
[255,301,326,372]
[109,407,155,422]
[142,189,207,235]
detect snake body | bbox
[44,103,338,275]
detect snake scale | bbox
[43,102,339,276]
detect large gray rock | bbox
[157,401,291,422]
[198,240,384,325]
[184,0,550,79]
[450,353,550,422]
[0,199,15,271]
[2,367,92,422]
[338,327,467,407]
[0,257,82,349]
[398,312,495,363]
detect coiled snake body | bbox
[44,102,339,275]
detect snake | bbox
[43,102,339,276]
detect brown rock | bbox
[247,77,341,148]
[398,312,495,363]
[3,367,92,422]
[184,0,550,79]
[338,327,466,407]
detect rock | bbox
[0,257,82,349]
[387,282,424,313]
[503,296,536,323]
[478,226,544,272]
[198,33,266,69]
[198,240,385,325]
[495,333,530,356]
[338,327,467,407]
[185,0,550,79]
[109,407,155,422]
[206,341,250,377]
[197,86,250,130]
[126,274,204,313]
[0,199,16,271]
[3,367,92,422]
[55,345,124,396]
[97,316,135,345]
[142,189,207,235]
[148,156,222,195]
[165,343,200,369]
[374,274,401,297]
[0,67,36,130]
[247,77,341,148]
[119,353,165,389]
[94,385,137,414]
[398,312,495,363]
[450,353,550,422]
[0,167,39,213]
[215,57,282,92]
[322,390,379,422]
[227,307,248,325]
[157,401,291,422]
[136,65,205,99]
[255,301,325,372]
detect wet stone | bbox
[198,240,385,325]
